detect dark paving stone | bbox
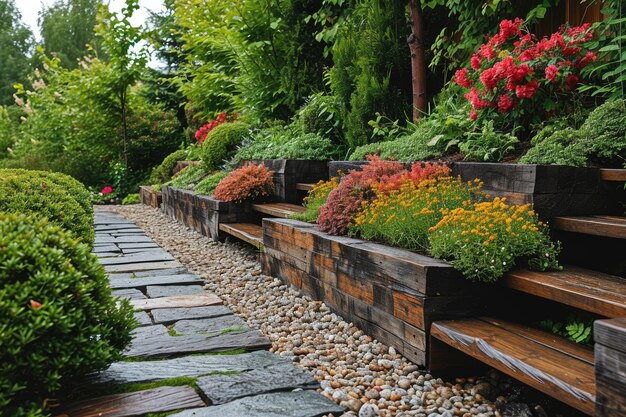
[117,242,161,249]
[95,252,123,258]
[92,351,287,384]
[196,361,318,404]
[96,235,154,244]
[130,294,222,311]
[92,245,121,253]
[146,285,205,298]
[109,274,203,290]
[108,267,189,279]
[60,385,204,417]
[95,224,140,231]
[112,288,146,300]
[121,248,170,255]
[152,306,233,324]
[124,325,270,358]
[172,316,248,335]
[134,311,152,326]
[98,252,175,266]
[104,260,183,273]
[169,391,344,417]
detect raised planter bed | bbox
[161,186,258,241]
[329,162,624,219]
[139,186,162,208]
[260,218,486,365]
[595,318,626,417]
[244,160,329,204]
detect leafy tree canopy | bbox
[0,0,34,105]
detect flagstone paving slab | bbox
[104,260,183,273]
[169,391,344,417]
[109,273,204,290]
[107,267,189,279]
[151,305,233,324]
[91,351,287,384]
[92,245,121,253]
[59,385,204,417]
[146,284,205,298]
[130,294,222,310]
[196,362,318,405]
[112,288,146,300]
[133,311,153,326]
[99,252,175,266]
[117,242,161,249]
[172,316,249,335]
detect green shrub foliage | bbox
[580,99,626,162]
[149,149,187,185]
[0,169,94,245]
[195,171,228,195]
[0,214,135,415]
[121,193,140,205]
[233,130,339,164]
[167,164,207,190]
[520,128,588,166]
[201,122,250,171]
[297,94,343,144]
[459,121,518,162]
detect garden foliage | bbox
[200,121,250,171]
[149,149,186,186]
[290,177,340,223]
[167,164,206,190]
[195,171,228,196]
[213,163,274,203]
[0,214,135,416]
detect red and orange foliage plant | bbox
[213,163,274,203]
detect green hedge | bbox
[201,122,250,171]
[0,169,94,245]
[148,149,186,185]
[0,214,135,416]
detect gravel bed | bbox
[108,205,546,417]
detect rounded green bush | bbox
[298,94,342,143]
[520,128,588,167]
[200,121,250,170]
[0,214,135,415]
[580,99,626,161]
[148,149,187,185]
[0,170,94,245]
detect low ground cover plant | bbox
[195,171,229,196]
[290,177,340,223]
[166,164,207,190]
[0,214,135,416]
[213,163,274,203]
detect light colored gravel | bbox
[109,205,511,417]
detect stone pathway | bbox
[60,207,343,417]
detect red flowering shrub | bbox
[213,163,274,203]
[195,112,238,145]
[453,19,596,127]
[101,186,113,195]
[317,157,451,236]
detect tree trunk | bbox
[408,0,427,121]
[121,87,128,166]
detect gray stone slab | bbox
[92,351,288,384]
[134,311,153,326]
[96,252,123,258]
[152,306,233,324]
[98,252,175,266]
[104,260,183,273]
[95,224,140,231]
[146,285,205,298]
[96,235,154,244]
[109,274,203,290]
[196,362,318,405]
[172,316,248,335]
[130,294,221,311]
[92,245,121,253]
[112,288,146,300]
[108,267,189,279]
[94,218,130,225]
[117,242,161,249]
[121,248,170,255]
[124,326,270,358]
[169,391,344,417]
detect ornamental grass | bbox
[429,197,561,282]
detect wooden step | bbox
[553,215,626,239]
[219,223,263,248]
[296,183,315,191]
[599,168,626,182]
[252,202,306,218]
[431,317,595,415]
[503,266,626,318]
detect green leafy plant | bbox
[460,121,518,161]
[540,314,595,345]
[149,149,186,185]
[297,93,343,144]
[194,171,228,195]
[579,98,626,162]
[121,193,140,204]
[0,169,94,245]
[290,177,340,223]
[520,128,588,166]
[0,213,135,416]
[167,164,207,190]
[201,121,250,171]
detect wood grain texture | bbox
[252,202,306,218]
[594,317,626,352]
[57,385,205,417]
[129,294,222,310]
[430,318,595,415]
[219,223,263,248]
[295,183,315,191]
[595,344,626,417]
[502,266,626,318]
[599,168,626,182]
[553,215,626,239]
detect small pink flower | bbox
[102,186,113,195]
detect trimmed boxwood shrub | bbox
[148,149,187,185]
[0,170,94,245]
[0,214,135,416]
[201,121,250,171]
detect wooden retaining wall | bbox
[594,318,626,417]
[261,218,486,365]
[139,186,162,208]
[161,186,258,241]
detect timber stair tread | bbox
[252,202,306,218]
[553,215,626,239]
[431,316,596,415]
[219,223,263,249]
[599,168,626,182]
[502,265,626,318]
[296,183,315,191]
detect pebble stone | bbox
[109,206,526,417]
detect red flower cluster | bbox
[101,186,113,195]
[195,112,238,145]
[317,156,451,236]
[453,19,597,122]
[213,163,274,203]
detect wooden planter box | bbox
[139,186,162,208]
[161,186,258,241]
[261,218,485,366]
[328,161,624,219]
[243,160,329,203]
[595,318,626,417]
